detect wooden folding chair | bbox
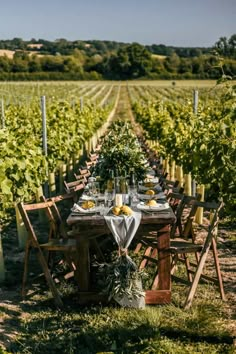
[64,179,85,196]
[18,200,78,308]
[170,200,225,309]
[89,152,99,162]
[135,194,202,291]
[74,172,88,183]
[78,168,91,179]
[169,193,202,238]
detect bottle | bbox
[107,169,114,192]
[120,175,128,194]
[129,168,136,188]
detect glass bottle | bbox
[129,168,136,188]
[106,169,114,192]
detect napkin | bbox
[104,210,142,249]
[71,203,97,214]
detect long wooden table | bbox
[67,208,176,305]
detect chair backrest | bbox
[74,172,87,183]
[167,191,184,212]
[78,168,91,178]
[40,196,68,240]
[192,200,224,234]
[89,152,98,161]
[18,201,55,248]
[170,193,202,239]
[64,179,85,194]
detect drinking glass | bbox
[91,182,100,207]
[104,189,115,208]
[129,186,138,207]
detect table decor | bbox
[71,202,99,215]
[94,120,149,186]
[98,208,145,308]
[137,191,166,201]
[137,201,170,212]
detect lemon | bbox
[145,189,155,195]
[112,206,121,216]
[111,205,133,216]
[82,200,95,209]
[145,199,157,206]
[120,205,133,216]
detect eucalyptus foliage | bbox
[97,254,146,303]
[95,120,148,182]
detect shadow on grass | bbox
[3,296,234,354]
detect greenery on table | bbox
[95,120,148,183]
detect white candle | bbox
[115,194,123,206]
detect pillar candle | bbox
[115,194,123,206]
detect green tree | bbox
[105,43,152,79]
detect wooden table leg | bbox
[145,224,171,304]
[75,237,90,291]
[157,225,171,291]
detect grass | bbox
[1,292,234,354]
[1,243,235,354]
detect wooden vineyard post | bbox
[176,165,183,187]
[67,159,74,181]
[48,172,56,196]
[0,231,5,283]
[195,185,205,224]
[15,203,28,250]
[184,173,192,196]
[36,186,46,222]
[165,159,170,177]
[170,161,176,181]
[73,153,80,172]
[59,164,67,193]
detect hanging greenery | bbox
[97,254,146,304]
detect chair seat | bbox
[170,239,202,253]
[40,238,77,251]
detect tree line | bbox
[0,35,235,80]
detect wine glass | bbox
[104,189,115,208]
[91,182,100,207]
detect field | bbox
[0,80,235,353]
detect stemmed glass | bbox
[91,182,100,207]
[129,185,138,207]
[104,189,115,208]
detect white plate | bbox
[138,192,166,200]
[145,177,159,183]
[138,184,162,192]
[137,202,170,211]
[80,194,105,201]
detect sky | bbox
[0,0,235,47]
